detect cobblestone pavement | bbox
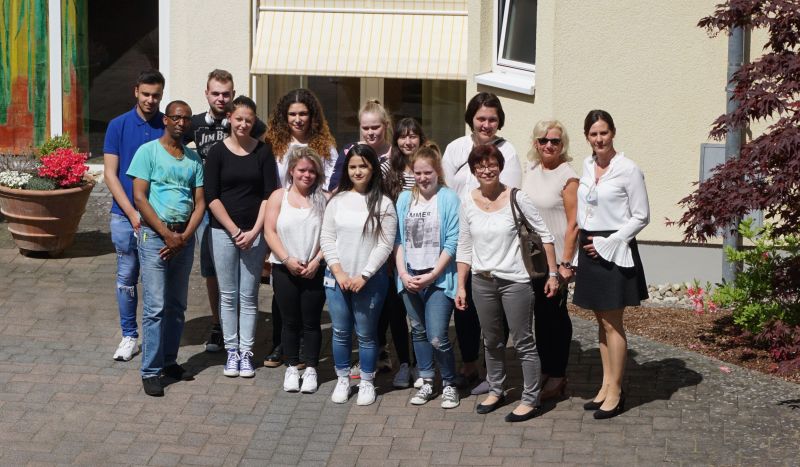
[0,184,798,466]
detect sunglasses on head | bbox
[537,137,562,145]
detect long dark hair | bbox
[385,118,427,201]
[334,144,388,240]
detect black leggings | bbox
[378,285,411,364]
[533,277,572,377]
[272,264,325,367]
[453,274,481,364]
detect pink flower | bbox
[37,148,88,188]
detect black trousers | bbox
[272,264,325,367]
[453,274,481,363]
[378,285,411,364]
[533,277,572,377]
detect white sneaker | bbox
[331,376,351,403]
[392,363,411,389]
[113,336,139,361]
[441,385,460,409]
[356,380,376,406]
[283,366,300,392]
[413,377,424,389]
[410,382,436,405]
[300,367,318,394]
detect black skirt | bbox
[572,230,648,311]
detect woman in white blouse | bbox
[264,147,328,394]
[442,92,522,392]
[320,144,398,406]
[455,144,559,423]
[522,120,579,402]
[574,110,649,420]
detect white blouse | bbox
[442,135,522,200]
[576,153,650,267]
[456,189,554,283]
[320,191,397,279]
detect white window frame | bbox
[475,0,536,95]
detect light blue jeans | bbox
[210,228,267,352]
[325,268,388,381]
[110,213,139,338]
[138,225,195,378]
[401,286,457,386]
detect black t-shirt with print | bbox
[183,113,267,161]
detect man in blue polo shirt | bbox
[103,70,166,362]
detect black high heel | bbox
[593,392,625,420]
[583,399,604,411]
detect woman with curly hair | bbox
[266,88,339,191]
[263,88,339,368]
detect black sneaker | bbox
[142,376,164,397]
[205,325,223,353]
[162,364,193,381]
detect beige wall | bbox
[165,0,253,118]
[468,0,739,243]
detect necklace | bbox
[479,185,504,210]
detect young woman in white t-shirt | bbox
[320,144,397,406]
[264,147,328,394]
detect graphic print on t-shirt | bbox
[404,196,440,271]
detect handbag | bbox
[509,188,547,279]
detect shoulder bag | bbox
[509,188,547,279]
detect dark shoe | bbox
[470,379,491,396]
[263,345,282,368]
[593,392,625,420]
[453,371,479,389]
[476,394,505,414]
[540,377,567,401]
[583,399,604,411]
[163,364,193,381]
[142,376,164,397]
[205,325,223,353]
[505,405,543,423]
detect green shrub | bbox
[25,176,58,191]
[712,219,800,332]
[38,134,74,157]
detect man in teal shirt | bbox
[127,100,205,397]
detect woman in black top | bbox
[205,96,278,378]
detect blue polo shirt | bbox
[103,106,165,216]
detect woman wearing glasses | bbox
[574,110,649,420]
[205,96,278,377]
[455,144,559,422]
[442,92,522,394]
[522,120,579,402]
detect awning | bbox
[251,6,468,80]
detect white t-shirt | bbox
[404,194,440,271]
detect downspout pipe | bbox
[722,25,746,283]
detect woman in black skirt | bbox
[573,110,649,420]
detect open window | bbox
[475,0,537,95]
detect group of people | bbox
[104,68,650,422]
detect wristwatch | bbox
[548,272,558,278]
[559,261,574,270]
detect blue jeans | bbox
[210,228,267,352]
[195,211,216,277]
[401,286,457,386]
[325,268,388,380]
[110,213,140,338]
[138,225,195,378]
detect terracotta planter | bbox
[0,181,95,256]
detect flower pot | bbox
[0,181,95,256]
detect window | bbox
[383,79,466,146]
[497,0,537,72]
[475,0,537,95]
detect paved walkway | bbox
[0,185,798,466]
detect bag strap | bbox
[510,188,535,232]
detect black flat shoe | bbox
[583,399,604,411]
[142,376,164,397]
[594,393,625,420]
[476,394,505,414]
[162,364,193,381]
[505,405,543,423]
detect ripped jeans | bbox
[110,213,140,338]
[325,268,388,381]
[401,286,457,386]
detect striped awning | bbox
[251,6,468,80]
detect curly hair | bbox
[266,88,337,162]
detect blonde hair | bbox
[528,120,572,163]
[410,141,447,201]
[285,146,327,216]
[358,99,393,145]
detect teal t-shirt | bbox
[126,139,204,223]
